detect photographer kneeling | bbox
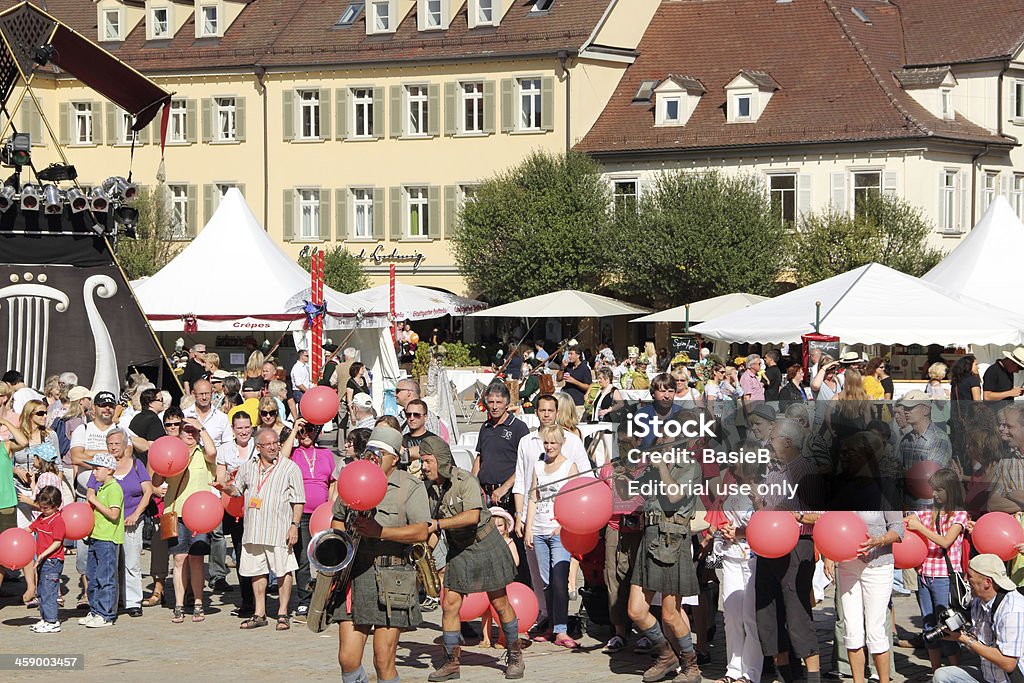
[935,554,1024,683]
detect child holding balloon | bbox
[481,506,520,648]
[27,486,65,633]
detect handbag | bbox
[159,453,190,541]
[941,531,970,614]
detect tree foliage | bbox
[451,150,613,303]
[298,246,370,294]
[608,170,785,309]
[114,186,178,281]
[790,193,944,286]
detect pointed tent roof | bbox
[691,263,1024,346]
[350,283,487,321]
[631,293,769,324]
[468,290,650,318]
[133,189,387,331]
[922,196,1024,317]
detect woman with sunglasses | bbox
[142,407,186,608]
[10,400,60,526]
[257,396,289,440]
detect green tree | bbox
[790,193,944,286]
[298,246,370,293]
[609,170,784,309]
[114,186,178,280]
[451,150,613,303]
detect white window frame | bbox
[352,88,374,138]
[215,183,236,204]
[73,102,93,145]
[459,183,478,206]
[336,2,364,26]
[423,0,442,29]
[297,188,321,240]
[851,170,882,216]
[657,95,682,126]
[769,173,797,227]
[169,99,187,143]
[941,169,958,234]
[200,5,219,37]
[215,97,236,141]
[101,8,122,41]
[119,110,137,145]
[733,93,752,120]
[461,81,484,134]
[518,78,542,131]
[352,188,374,238]
[475,0,493,25]
[982,170,998,212]
[940,88,953,119]
[612,178,638,215]
[169,184,189,239]
[370,0,392,33]
[1014,174,1024,221]
[297,89,321,140]
[406,85,429,136]
[150,6,170,39]
[532,0,554,12]
[406,186,429,237]
[1016,80,1024,120]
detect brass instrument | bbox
[408,541,441,598]
[306,508,366,634]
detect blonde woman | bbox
[244,350,265,381]
[0,382,19,442]
[826,370,873,439]
[205,352,222,374]
[257,395,287,439]
[925,363,949,400]
[13,400,62,529]
[554,392,582,441]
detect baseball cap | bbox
[969,553,1017,591]
[84,453,117,470]
[93,391,117,407]
[351,393,372,409]
[211,369,230,382]
[242,378,263,393]
[68,386,93,402]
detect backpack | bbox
[50,416,71,457]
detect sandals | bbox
[714,677,739,683]
[553,637,579,649]
[240,615,268,630]
[141,592,164,607]
[171,607,185,623]
[192,606,205,623]
[276,615,291,631]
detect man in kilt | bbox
[419,436,525,680]
[330,426,431,683]
[626,414,704,683]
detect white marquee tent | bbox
[690,262,1024,346]
[630,293,769,324]
[469,289,649,318]
[350,282,487,321]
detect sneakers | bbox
[421,596,440,612]
[603,635,627,654]
[78,612,99,626]
[292,606,308,624]
[86,617,114,628]
[30,620,61,634]
[635,636,654,654]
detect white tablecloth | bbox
[621,389,651,402]
[446,370,496,396]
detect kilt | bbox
[331,552,422,629]
[631,522,698,597]
[444,526,517,594]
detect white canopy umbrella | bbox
[690,262,1024,346]
[468,289,649,318]
[350,282,487,321]
[631,293,768,324]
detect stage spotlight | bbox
[0,185,16,212]
[89,188,109,212]
[112,204,139,226]
[42,185,62,214]
[101,176,138,200]
[65,188,88,213]
[20,184,41,211]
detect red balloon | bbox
[0,528,35,570]
[61,501,95,541]
[747,510,800,559]
[813,511,868,562]
[459,591,491,621]
[505,582,539,633]
[907,460,943,500]
[309,501,334,535]
[221,492,244,519]
[973,512,1024,561]
[300,386,340,425]
[150,435,190,477]
[893,529,928,569]
[181,491,224,534]
[553,477,613,534]
[560,528,599,556]
[337,460,388,511]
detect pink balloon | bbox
[0,528,35,570]
[813,511,868,562]
[309,501,334,535]
[181,491,224,534]
[150,435,190,477]
[505,582,539,633]
[300,386,340,425]
[459,591,491,621]
[61,501,95,541]
[907,460,943,500]
[221,492,244,519]
[747,510,800,559]
[337,460,389,511]
[553,477,613,534]
[893,529,928,569]
[560,529,599,556]
[973,512,1024,561]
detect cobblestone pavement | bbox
[0,551,953,683]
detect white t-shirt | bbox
[216,439,256,477]
[12,387,44,413]
[184,405,231,447]
[531,458,576,535]
[513,428,592,522]
[290,361,312,392]
[70,420,117,497]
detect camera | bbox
[922,607,970,646]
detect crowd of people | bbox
[6,338,1024,683]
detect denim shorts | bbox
[167,518,210,556]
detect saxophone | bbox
[408,541,441,598]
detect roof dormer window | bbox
[200,5,219,36]
[470,0,494,27]
[101,8,122,41]
[940,88,953,119]
[418,0,447,31]
[652,75,704,127]
[733,93,752,120]
[725,69,779,123]
[150,6,170,39]
[369,0,393,34]
[892,67,958,122]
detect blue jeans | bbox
[87,540,119,621]
[533,532,571,635]
[918,575,957,657]
[38,558,63,624]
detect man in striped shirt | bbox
[219,427,305,630]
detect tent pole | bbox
[684,304,690,333]
[815,301,821,334]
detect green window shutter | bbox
[93,102,104,145]
[390,85,402,138]
[319,89,331,140]
[336,188,348,241]
[444,82,457,136]
[389,187,402,240]
[372,187,385,239]
[186,185,198,237]
[201,98,213,142]
[428,186,440,238]
[186,99,198,143]
[500,79,513,133]
[541,76,554,131]
[203,184,215,223]
[444,185,457,236]
[58,102,69,144]
[282,90,294,141]
[427,83,440,137]
[106,102,117,145]
[335,88,348,140]
[483,80,496,134]
[372,87,384,139]
[30,98,42,143]
[282,189,295,241]
[235,97,246,142]
[19,99,29,137]
[318,189,331,240]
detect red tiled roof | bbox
[894,0,1024,66]
[576,0,1013,156]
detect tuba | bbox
[306,508,365,634]
[408,541,441,598]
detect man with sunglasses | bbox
[127,388,166,459]
[182,344,209,396]
[400,399,435,475]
